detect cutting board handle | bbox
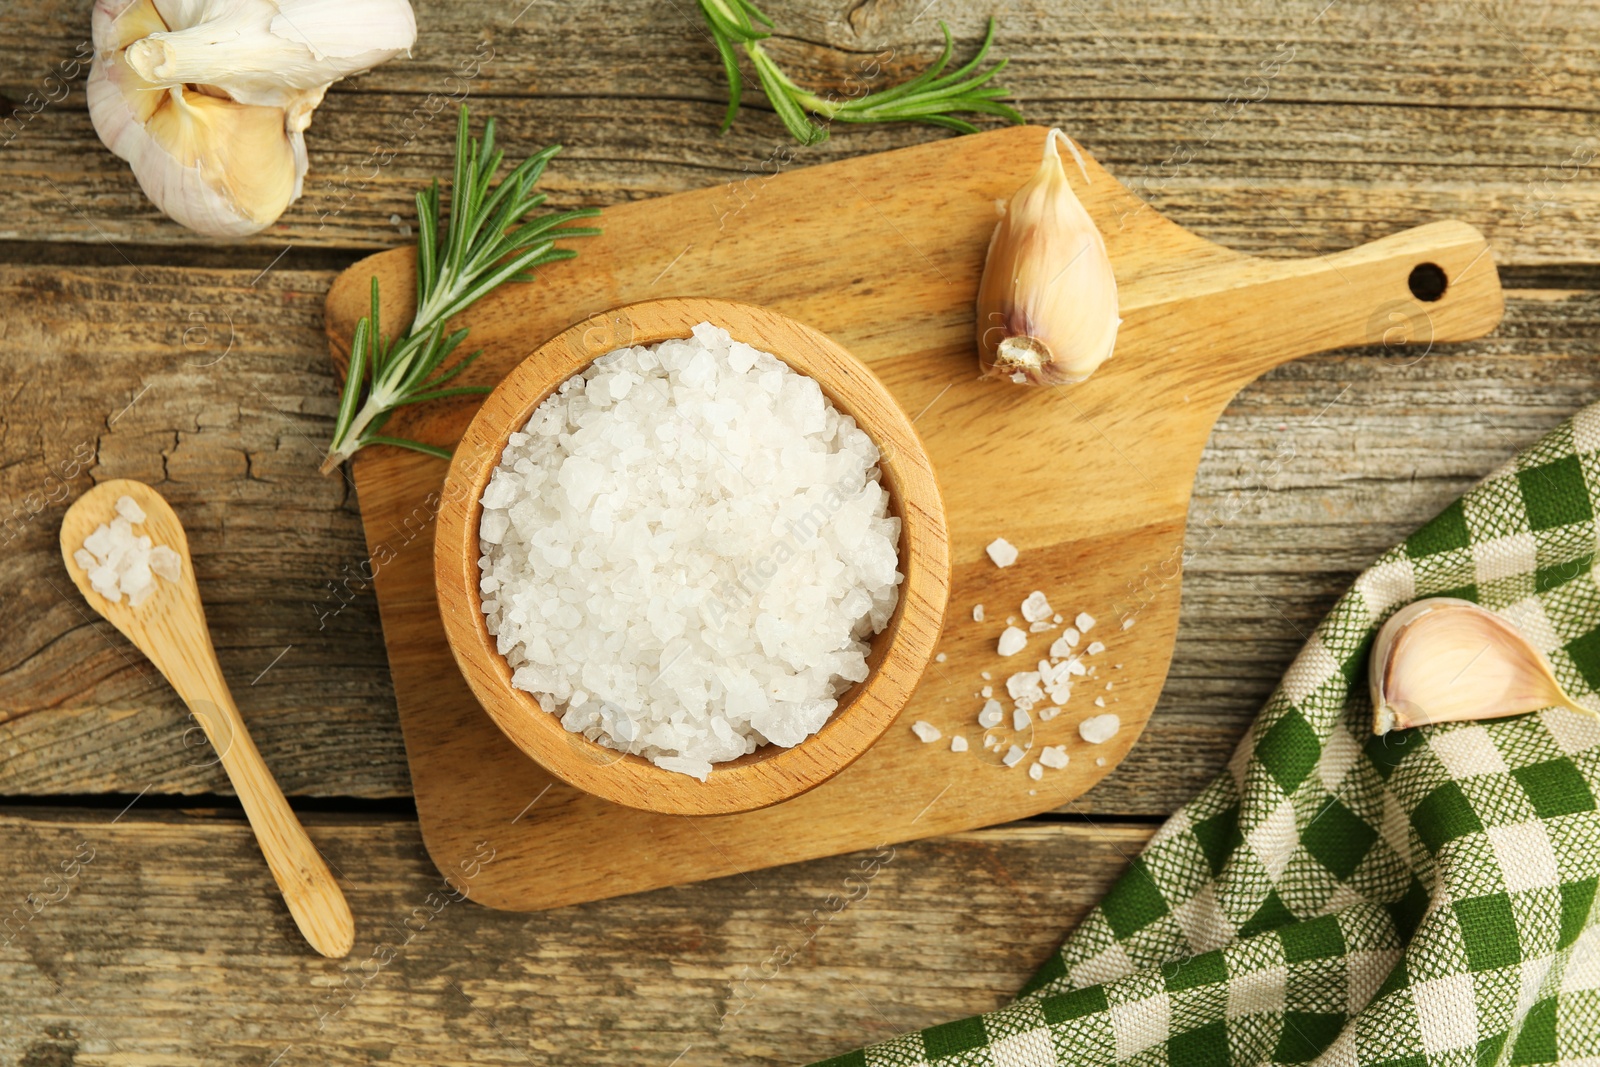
[1129,220,1505,391]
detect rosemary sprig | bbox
[321,105,602,474]
[696,2,1021,145]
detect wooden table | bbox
[2,1,1596,1063]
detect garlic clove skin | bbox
[1369,597,1590,735]
[128,0,416,125]
[976,129,1122,386]
[88,0,416,237]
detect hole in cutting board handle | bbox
[1408,262,1448,302]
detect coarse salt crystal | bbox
[1122,618,1135,630]
[973,604,985,622]
[1021,591,1051,622]
[978,700,1004,728]
[1002,744,1025,767]
[1013,707,1031,730]
[1028,762,1043,780]
[1040,745,1069,769]
[1079,713,1120,744]
[912,721,941,743]
[1028,621,1054,633]
[1096,756,1107,766]
[1086,641,1105,655]
[1075,612,1096,632]
[1094,696,1106,707]
[935,652,947,663]
[981,685,993,698]
[997,626,1027,656]
[951,735,968,752]
[1038,706,1061,721]
[986,538,1019,568]
[980,671,992,681]
[1053,613,1063,624]
[114,495,146,524]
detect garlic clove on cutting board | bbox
[1369,597,1593,734]
[88,0,416,237]
[976,128,1122,386]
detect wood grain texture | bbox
[436,300,951,815]
[0,806,1151,1066]
[2,1,1599,262]
[325,127,1501,909]
[58,480,354,958]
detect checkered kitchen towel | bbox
[815,403,1600,1066]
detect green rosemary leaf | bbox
[361,436,455,461]
[320,105,600,475]
[701,15,1020,144]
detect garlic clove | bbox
[976,129,1122,386]
[1369,597,1591,735]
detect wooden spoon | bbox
[59,479,354,959]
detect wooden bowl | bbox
[435,298,950,816]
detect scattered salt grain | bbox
[1075,612,1096,632]
[951,735,968,752]
[76,496,180,607]
[1079,713,1120,744]
[912,721,941,743]
[980,671,992,681]
[1002,744,1025,767]
[997,626,1027,656]
[1052,613,1063,624]
[477,322,903,779]
[1086,641,1105,655]
[1021,591,1052,622]
[1094,697,1106,707]
[1028,762,1043,781]
[1122,618,1135,631]
[973,603,985,622]
[935,652,947,663]
[1028,621,1054,633]
[1038,706,1061,721]
[1096,756,1107,766]
[1013,708,1031,730]
[986,538,1019,567]
[981,685,993,698]
[1039,745,1069,769]
[978,700,1004,728]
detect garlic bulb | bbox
[1369,597,1594,735]
[88,0,416,237]
[976,129,1122,386]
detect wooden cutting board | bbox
[324,125,1503,911]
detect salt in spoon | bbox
[60,479,354,958]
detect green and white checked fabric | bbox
[815,403,1600,1066]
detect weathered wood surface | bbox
[2,0,1599,1059]
[1,1,1599,262]
[0,809,1150,1065]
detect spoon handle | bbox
[174,650,355,959]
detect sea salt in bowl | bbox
[435,298,950,816]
